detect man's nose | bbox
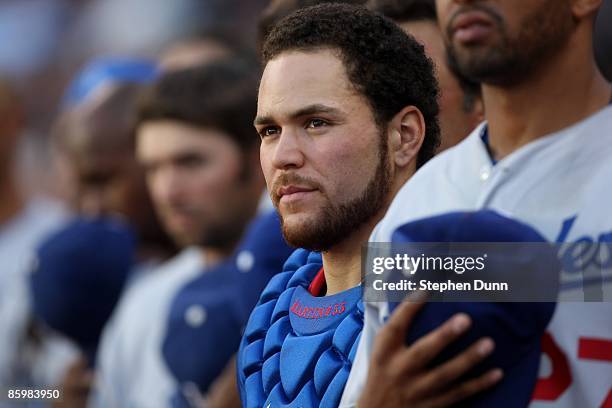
[153,167,186,205]
[270,128,305,170]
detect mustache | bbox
[447,3,503,39]
[158,202,197,216]
[271,173,322,204]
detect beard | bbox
[167,214,245,251]
[446,0,575,86]
[166,164,254,251]
[197,216,247,250]
[273,135,391,252]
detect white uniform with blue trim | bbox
[90,248,204,408]
[0,199,76,397]
[91,194,272,407]
[342,106,612,408]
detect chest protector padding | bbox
[239,249,364,408]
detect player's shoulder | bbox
[112,249,203,323]
[407,124,487,192]
[25,198,68,228]
[583,106,612,153]
[554,105,612,175]
[1,198,67,244]
[560,105,612,150]
[134,248,201,291]
[371,125,486,242]
[580,104,612,131]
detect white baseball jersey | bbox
[0,199,75,395]
[341,106,612,408]
[90,248,204,408]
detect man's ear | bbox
[387,106,426,169]
[571,0,602,19]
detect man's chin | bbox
[167,227,200,248]
[280,211,319,231]
[280,215,323,250]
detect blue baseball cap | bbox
[162,210,294,404]
[390,210,559,407]
[30,217,136,363]
[62,57,158,108]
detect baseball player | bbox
[90,57,267,407]
[41,58,183,406]
[0,77,70,396]
[344,0,612,406]
[52,57,176,268]
[237,4,516,407]
[162,210,293,407]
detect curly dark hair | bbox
[368,0,482,112]
[262,3,440,167]
[258,0,367,50]
[136,55,260,152]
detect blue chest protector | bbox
[238,249,364,408]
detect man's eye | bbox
[141,163,159,176]
[259,127,280,137]
[306,118,328,129]
[81,172,114,187]
[179,156,206,169]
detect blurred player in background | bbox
[0,77,71,399]
[161,209,294,408]
[91,56,266,407]
[33,58,178,407]
[369,0,483,151]
[156,28,290,408]
[349,0,612,406]
[51,58,176,263]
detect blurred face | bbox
[136,121,252,248]
[436,0,575,85]
[401,20,479,151]
[55,109,171,249]
[67,150,143,218]
[256,50,392,252]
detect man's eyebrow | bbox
[254,104,342,126]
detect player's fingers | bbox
[371,292,427,361]
[425,368,503,408]
[415,337,495,393]
[396,312,472,371]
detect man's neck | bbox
[484,29,611,160]
[319,165,418,296]
[321,209,389,296]
[320,226,370,296]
